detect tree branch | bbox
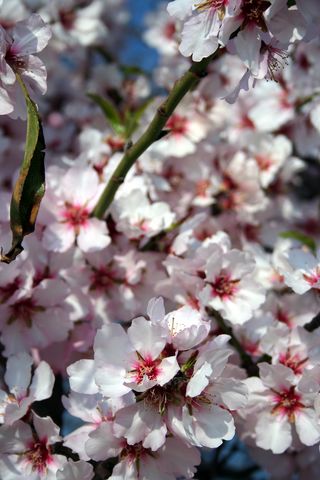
[91,53,218,219]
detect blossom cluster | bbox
[0,0,320,479]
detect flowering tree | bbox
[0,0,320,479]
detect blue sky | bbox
[121,0,163,71]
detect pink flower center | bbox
[255,154,272,171]
[0,277,21,303]
[59,9,76,30]
[241,0,271,29]
[272,386,304,421]
[166,114,189,136]
[276,308,293,327]
[120,441,149,463]
[5,46,25,72]
[132,355,161,385]
[90,266,119,290]
[164,22,176,39]
[25,439,53,474]
[210,274,239,300]
[8,298,40,327]
[62,204,90,229]
[196,179,211,197]
[279,351,308,375]
[303,267,320,288]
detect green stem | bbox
[92,53,217,219]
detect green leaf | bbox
[1,75,45,264]
[87,93,125,135]
[279,230,316,253]
[124,98,154,139]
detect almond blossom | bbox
[41,165,111,253]
[0,353,54,425]
[243,363,320,454]
[275,246,320,294]
[0,413,65,479]
[0,14,51,118]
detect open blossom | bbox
[0,413,65,479]
[0,278,73,356]
[111,189,176,242]
[0,14,51,118]
[199,245,266,324]
[63,391,135,460]
[67,302,180,398]
[41,165,111,253]
[274,246,320,294]
[0,353,54,425]
[242,363,320,454]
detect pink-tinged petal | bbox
[0,57,15,85]
[187,362,212,398]
[109,460,137,480]
[235,27,261,76]
[61,166,99,205]
[4,397,31,425]
[57,460,94,480]
[258,363,295,391]
[33,412,60,444]
[295,408,320,446]
[11,14,51,55]
[29,361,54,402]
[147,297,165,324]
[86,422,122,461]
[21,55,47,95]
[77,219,111,253]
[209,379,248,410]
[95,365,131,398]
[167,0,194,20]
[67,360,99,395]
[256,412,292,453]
[94,324,133,366]
[180,15,219,62]
[0,85,14,115]
[0,420,32,452]
[43,222,76,252]
[5,353,32,397]
[128,317,167,359]
[192,405,235,448]
[114,403,167,451]
[157,356,180,386]
[64,425,97,461]
[33,278,69,306]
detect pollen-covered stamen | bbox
[264,45,289,81]
[241,0,271,30]
[62,203,90,232]
[25,439,53,474]
[271,386,304,422]
[209,273,240,300]
[195,0,228,15]
[131,354,162,385]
